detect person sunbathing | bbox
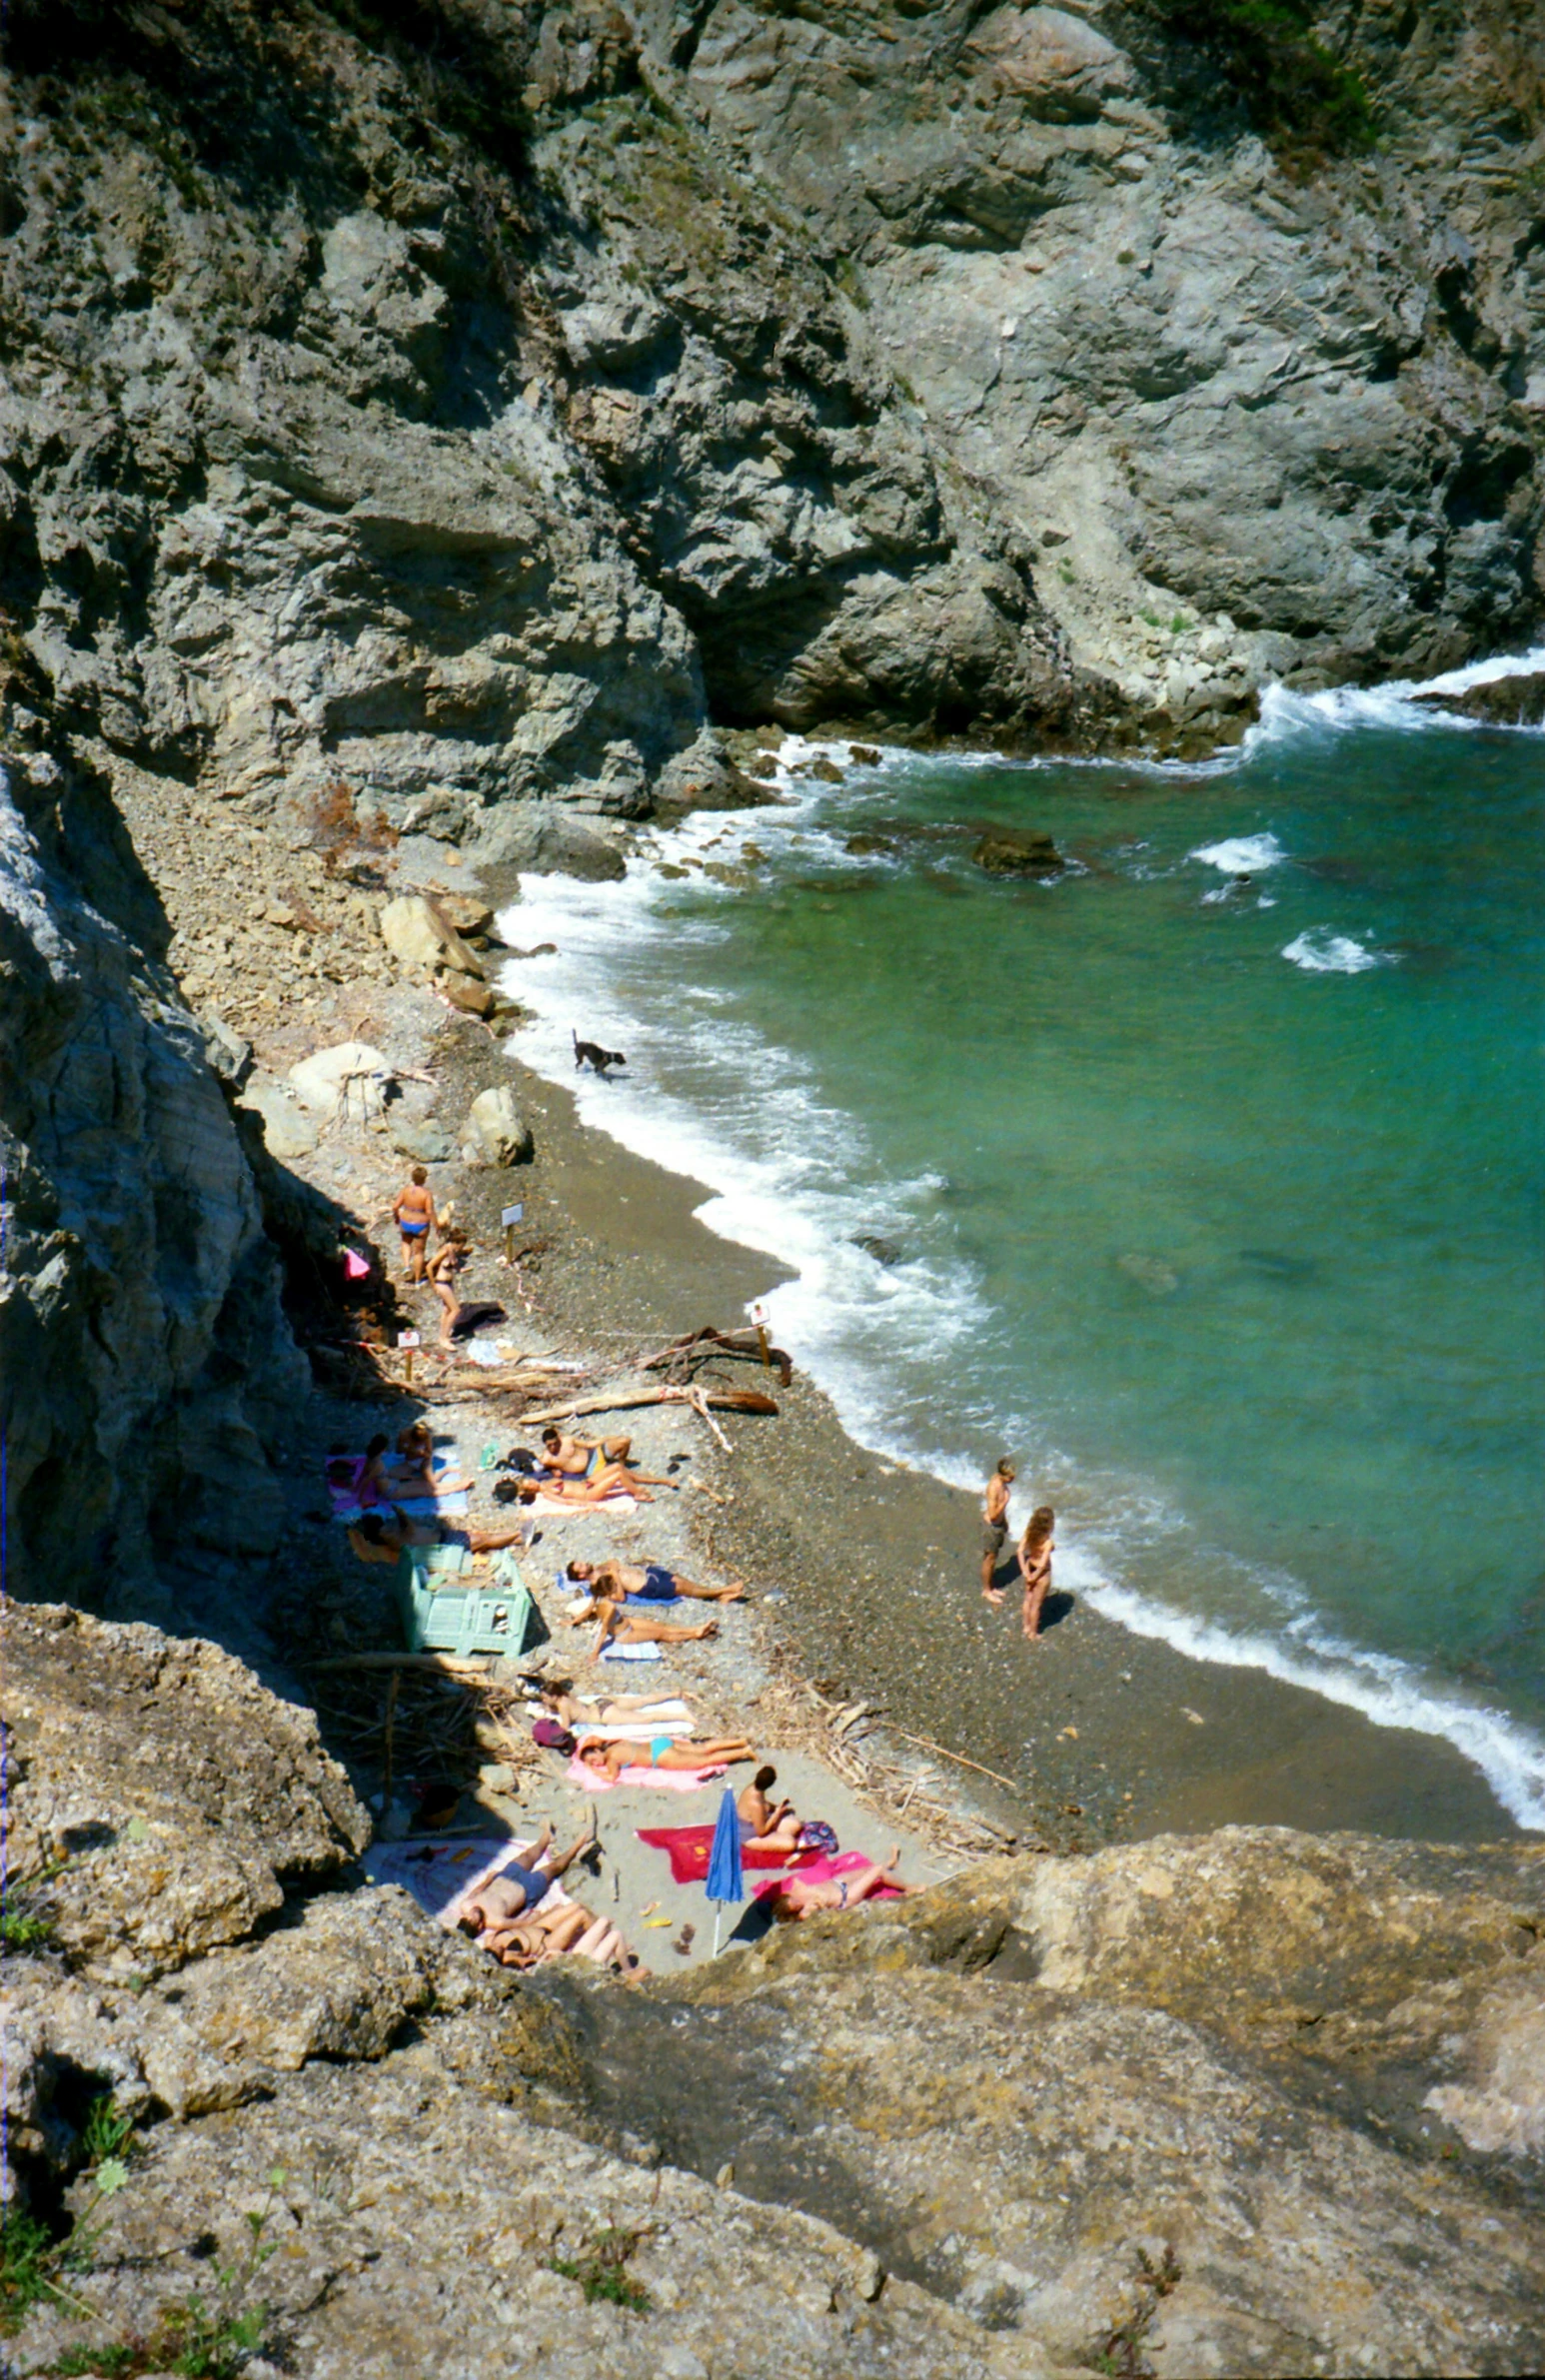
[569,1596,721,1660]
[566,1558,746,1604]
[510,1471,657,1511]
[737,1765,804,1854]
[485,1899,639,1974]
[457,1819,595,1941]
[538,1427,675,1501]
[348,1507,535,1564]
[763,1848,918,1922]
[576,1733,755,1784]
[539,1683,695,1730]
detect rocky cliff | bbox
[0,741,305,1619]
[2,1,1541,838]
[5,1603,1545,2376]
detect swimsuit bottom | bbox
[400,1219,430,1236]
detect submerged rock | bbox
[972,829,1064,878]
[1415,670,1545,726]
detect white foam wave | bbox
[1244,641,1545,754]
[1190,831,1285,873]
[490,693,1542,1830]
[1281,928,1389,975]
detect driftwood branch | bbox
[639,1326,794,1390]
[516,1386,778,1427]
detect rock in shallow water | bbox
[972,829,1063,877]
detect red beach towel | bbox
[636,1823,819,1883]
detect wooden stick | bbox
[689,1386,733,1453]
[381,1671,401,1811]
[879,1724,1022,1795]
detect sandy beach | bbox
[466,1032,1520,1856]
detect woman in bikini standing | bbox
[1017,1505,1055,1641]
[392,1166,437,1282]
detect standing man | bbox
[981,1456,1015,1604]
[392,1165,438,1282]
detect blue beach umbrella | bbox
[705,1785,744,1954]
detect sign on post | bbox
[398,1327,421,1385]
[502,1201,525,1263]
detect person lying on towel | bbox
[763,1848,919,1922]
[347,1507,530,1564]
[565,1558,746,1605]
[539,1681,695,1731]
[576,1732,755,1785]
[566,1595,721,1659]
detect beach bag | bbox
[797,1820,838,1856]
[533,1719,577,1756]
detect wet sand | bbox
[503,1050,1520,1853]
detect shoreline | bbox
[502,1044,1521,1852]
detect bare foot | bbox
[692,1621,720,1640]
[982,1588,1004,1606]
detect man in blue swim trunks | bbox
[392,1165,438,1282]
[565,1559,747,1605]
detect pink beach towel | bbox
[752,1850,904,1903]
[527,1490,640,1516]
[566,1753,726,1794]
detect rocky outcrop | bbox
[655,1,1545,742]
[0,753,305,1615]
[1417,667,1545,724]
[6,0,1538,839]
[6,1610,1545,2376]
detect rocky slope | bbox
[6,1601,1545,2376]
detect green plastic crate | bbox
[394,1545,541,1661]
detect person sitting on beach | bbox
[539,1427,672,1501]
[384,1421,472,1497]
[565,1558,746,1606]
[763,1848,917,1921]
[1017,1504,1055,1641]
[981,1456,1016,1606]
[393,1166,438,1283]
[576,1732,755,1784]
[737,1765,804,1855]
[347,1507,535,1564]
[568,1595,722,1659]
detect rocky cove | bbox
[4,5,1545,2375]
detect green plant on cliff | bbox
[1154,0,1374,159]
[160,2168,286,2379]
[549,2224,653,2313]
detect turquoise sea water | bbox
[504,661,1545,1822]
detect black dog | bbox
[574,1029,627,1075]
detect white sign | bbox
[501,1203,525,1228]
[398,1330,421,1349]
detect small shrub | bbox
[1153,1,1374,160]
[1,2206,56,2329]
[549,2225,652,2313]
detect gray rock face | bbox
[0,756,304,1611]
[5,1615,1545,2376]
[657,0,1544,733]
[3,1602,370,1981]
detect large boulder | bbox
[238,1075,320,1160]
[1414,670,1545,726]
[2,1603,371,1982]
[473,803,629,882]
[288,1041,393,1121]
[379,894,487,980]
[464,1084,534,1166]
